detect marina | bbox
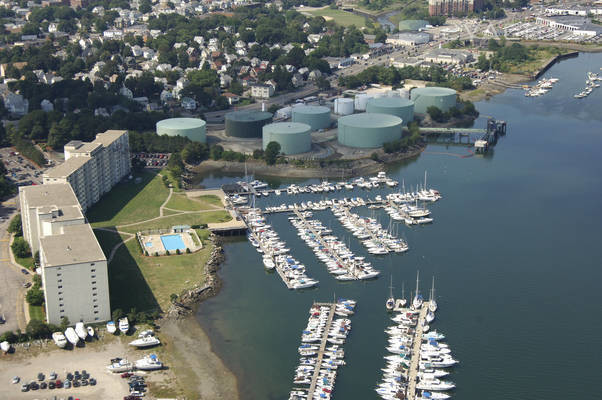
[289,300,356,400]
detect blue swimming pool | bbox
[160,234,186,251]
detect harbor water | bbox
[195,52,602,400]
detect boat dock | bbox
[406,303,429,400]
[305,302,336,399]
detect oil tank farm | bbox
[337,113,402,148]
[156,118,206,143]
[410,87,457,114]
[262,122,312,155]
[225,111,273,138]
[366,97,414,126]
[334,98,354,115]
[292,105,331,131]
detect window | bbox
[92,293,97,296]
[91,263,95,266]
[59,297,63,301]
[91,269,96,273]
[59,303,64,307]
[58,291,63,295]
[91,275,96,278]
[57,273,62,277]
[93,305,98,308]
[60,309,65,313]
[92,287,97,291]
[57,279,62,283]
[94,311,99,314]
[58,285,63,289]
[91,281,96,285]
[94,317,99,321]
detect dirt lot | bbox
[0,335,154,400]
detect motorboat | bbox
[416,379,455,391]
[118,317,129,334]
[135,354,164,370]
[263,256,275,270]
[64,327,79,345]
[129,335,161,348]
[106,321,117,334]
[75,322,87,340]
[52,332,67,348]
[106,358,133,373]
[87,326,95,338]
[0,341,10,353]
[417,391,451,400]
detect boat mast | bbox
[389,275,394,299]
[430,276,435,303]
[415,270,420,299]
[424,170,428,191]
[401,281,405,301]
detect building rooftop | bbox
[93,129,128,146]
[19,183,79,208]
[65,140,102,154]
[40,224,106,267]
[43,156,91,179]
[38,204,84,222]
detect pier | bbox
[406,303,429,400]
[305,302,337,399]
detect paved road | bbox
[0,197,28,333]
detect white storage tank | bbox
[385,90,400,98]
[354,93,371,111]
[276,107,292,119]
[334,98,354,115]
[398,88,409,99]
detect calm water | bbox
[195,53,602,400]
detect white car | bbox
[12,376,20,384]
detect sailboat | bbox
[398,281,407,308]
[429,276,438,312]
[412,270,423,309]
[386,276,395,311]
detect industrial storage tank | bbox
[262,122,312,155]
[156,118,206,143]
[225,111,273,138]
[337,113,402,148]
[398,88,409,99]
[334,98,354,115]
[292,105,331,131]
[366,97,414,126]
[410,87,457,114]
[354,93,371,111]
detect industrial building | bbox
[291,105,331,131]
[334,98,354,115]
[337,113,402,148]
[262,122,312,155]
[156,117,207,143]
[366,97,415,126]
[410,87,457,114]
[225,111,273,138]
[386,32,431,46]
[19,183,110,325]
[43,130,131,211]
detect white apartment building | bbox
[43,130,131,210]
[19,184,111,325]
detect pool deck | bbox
[139,230,202,255]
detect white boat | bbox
[64,327,79,345]
[0,341,10,353]
[135,354,164,370]
[52,332,67,348]
[413,271,423,309]
[417,391,451,400]
[416,379,456,391]
[106,321,117,334]
[263,256,275,270]
[429,276,438,312]
[75,322,87,340]
[87,326,94,338]
[425,311,435,323]
[129,335,161,348]
[386,276,395,311]
[106,358,133,373]
[118,317,129,334]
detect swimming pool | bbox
[160,234,186,251]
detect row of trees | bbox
[383,123,423,154]
[477,40,532,72]
[426,100,479,123]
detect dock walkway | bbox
[333,206,393,252]
[306,302,337,399]
[406,303,429,400]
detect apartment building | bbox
[43,130,131,210]
[19,184,110,325]
[428,0,482,16]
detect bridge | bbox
[418,127,487,135]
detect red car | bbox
[121,372,133,378]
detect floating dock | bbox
[305,302,337,399]
[406,304,429,400]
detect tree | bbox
[264,141,281,165]
[476,53,490,71]
[0,331,17,343]
[252,149,264,159]
[426,106,446,123]
[210,145,224,160]
[8,214,22,236]
[112,308,124,321]
[11,237,31,259]
[60,316,70,331]
[26,288,44,306]
[316,76,331,91]
[26,319,50,339]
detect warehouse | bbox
[225,111,273,138]
[156,118,206,143]
[337,113,402,148]
[366,97,415,126]
[263,122,312,155]
[292,105,331,131]
[410,87,457,114]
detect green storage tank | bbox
[156,118,206,143]
[291,105,331,131]
[410,87,457,114]
[366,97,415,126]
[263,122,312,155]
[337,113,402,148]
[225,111,273,138]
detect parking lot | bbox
[504,21,602,43]
[131,152,170,168]
[0,148,44,187]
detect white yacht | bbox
[118,317,129,334]
[75,322,87,340]
[263,256,275,270]
[129,335,161,348]
[0,341,10,353]
[52,332,67,348]
[106,358,133,373]
[106,321,117,334]
[87,326,94,338]
[135,354,164,370]
[64,327,79,345]
[416,379,455,391]
[386,276,395,311]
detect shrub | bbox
[112,308,124,321]
[11,237,31,259]
[170,293,178,303]
[8,214,22,236]
[370,152,380,161]
[165,249,170,255]
[26,319,51,339]
[186,247,191,254]
[26,288,44,306]
[0,331,18,343]
[176,248,181,255]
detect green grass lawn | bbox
[196,229,211,243]
[307,8,369,27]
[119,211,232,234]
[87,171,169,227]
[165,194,204,211]
[93,229,124,258]
[15,255,35,270]
[29,304,45,321]
[108,238,211,312]
[505,48,564,75]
